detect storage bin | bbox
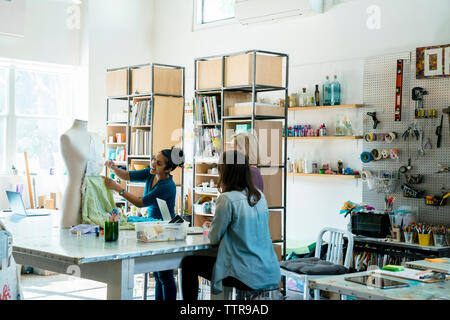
[135,221,187,243]
[106,69,128,97]
[225,53,283,88]
[350,212,391,238]
[228,103,285,117]
[130,66,151,95]
[197,58,223,90]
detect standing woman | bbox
[104,146,184,301]
[180,150,280,300]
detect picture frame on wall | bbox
[416,44,450,79]
[0,0,26,37]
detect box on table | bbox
[135,222,188,243]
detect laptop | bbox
[156,198,173,222]
[5,191,52,217]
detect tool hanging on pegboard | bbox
[412,87,428,119]
[436,115,443,148]
[394,59,404,122]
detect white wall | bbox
[0,0,81,66]
[83,0,155,135]
[150,0,450,242]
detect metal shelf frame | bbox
[106,63,185,215]
[192,49,289,263]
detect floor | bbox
[20,272,156,300]
[20,272,305,300]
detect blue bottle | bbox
[331,75,341,106]
[323,76,331,106]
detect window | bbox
[0,60,76,175]
[196,0,236,25]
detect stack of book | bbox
[193,95,221,125]
[131,100,151,126]
[195,127,221,158]
[130,129,151,156]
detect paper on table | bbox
[374,268,447,282]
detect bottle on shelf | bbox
[314,85,320,106]
[299,88,307,107]
[323,76,331,106]
[331,75,341,106]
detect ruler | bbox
[395,59,404,121]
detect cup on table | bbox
[104,221,119,242]
[418,233,431,246]
[404,231,413,244]
[433,234,444,247]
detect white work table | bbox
[0,211,212,300]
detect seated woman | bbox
[181,150,280,300]
[104,146,184,301]
[230,131,263,191]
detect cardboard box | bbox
[228,103,285,117]
[261,168,282,208]
[130,66,151,95]
[269,211,282,241]
[225,53,283,88]
[197,58,223,90]
[106,69,128,97]
[153,66,183,96]
[273,243,282,262]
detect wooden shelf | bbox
[194,212,215,217]
[195,173,219,177]
[131,125,151,129]
[286,136,363,140]
[288,173,361,179]
[195,123,221,127]
[288,104,363,111]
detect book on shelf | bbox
[108,146,126,162]
[193,95,221,125]
[195,126,222,158]
[131,100,151,126]
[130,129,151,156]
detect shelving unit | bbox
[288,104,363,112]
[105,63,185,214]
[288,173,361,179]
[287,100,363,177]
[287,136,363,140]
[193,50,289,261]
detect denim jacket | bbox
[208,190,281,294]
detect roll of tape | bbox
[385,132,397,144]
[390,149,400,160]
[361,152,374,163]
[361,170,372,182]
[382,149,390,159]
[364,133,373,142]
[371,149,383,161]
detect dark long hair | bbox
[161,146,185,172]
[218,150,261,207]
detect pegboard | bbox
[362,51,450,226]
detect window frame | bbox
[193,0,237,31]
[0,58,78,175]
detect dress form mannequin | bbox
[60,119,91,228]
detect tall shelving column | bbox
[193,50,289,261]
[106,63,185,215]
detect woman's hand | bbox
[103,176,121,192]
[105,160,117,170]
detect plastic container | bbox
[418,233,432,246]
[433,234,444,247]
[135,221,187,243]
[404,231,414,244]
[104,221,119,242]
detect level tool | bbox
[395,59,404,121]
